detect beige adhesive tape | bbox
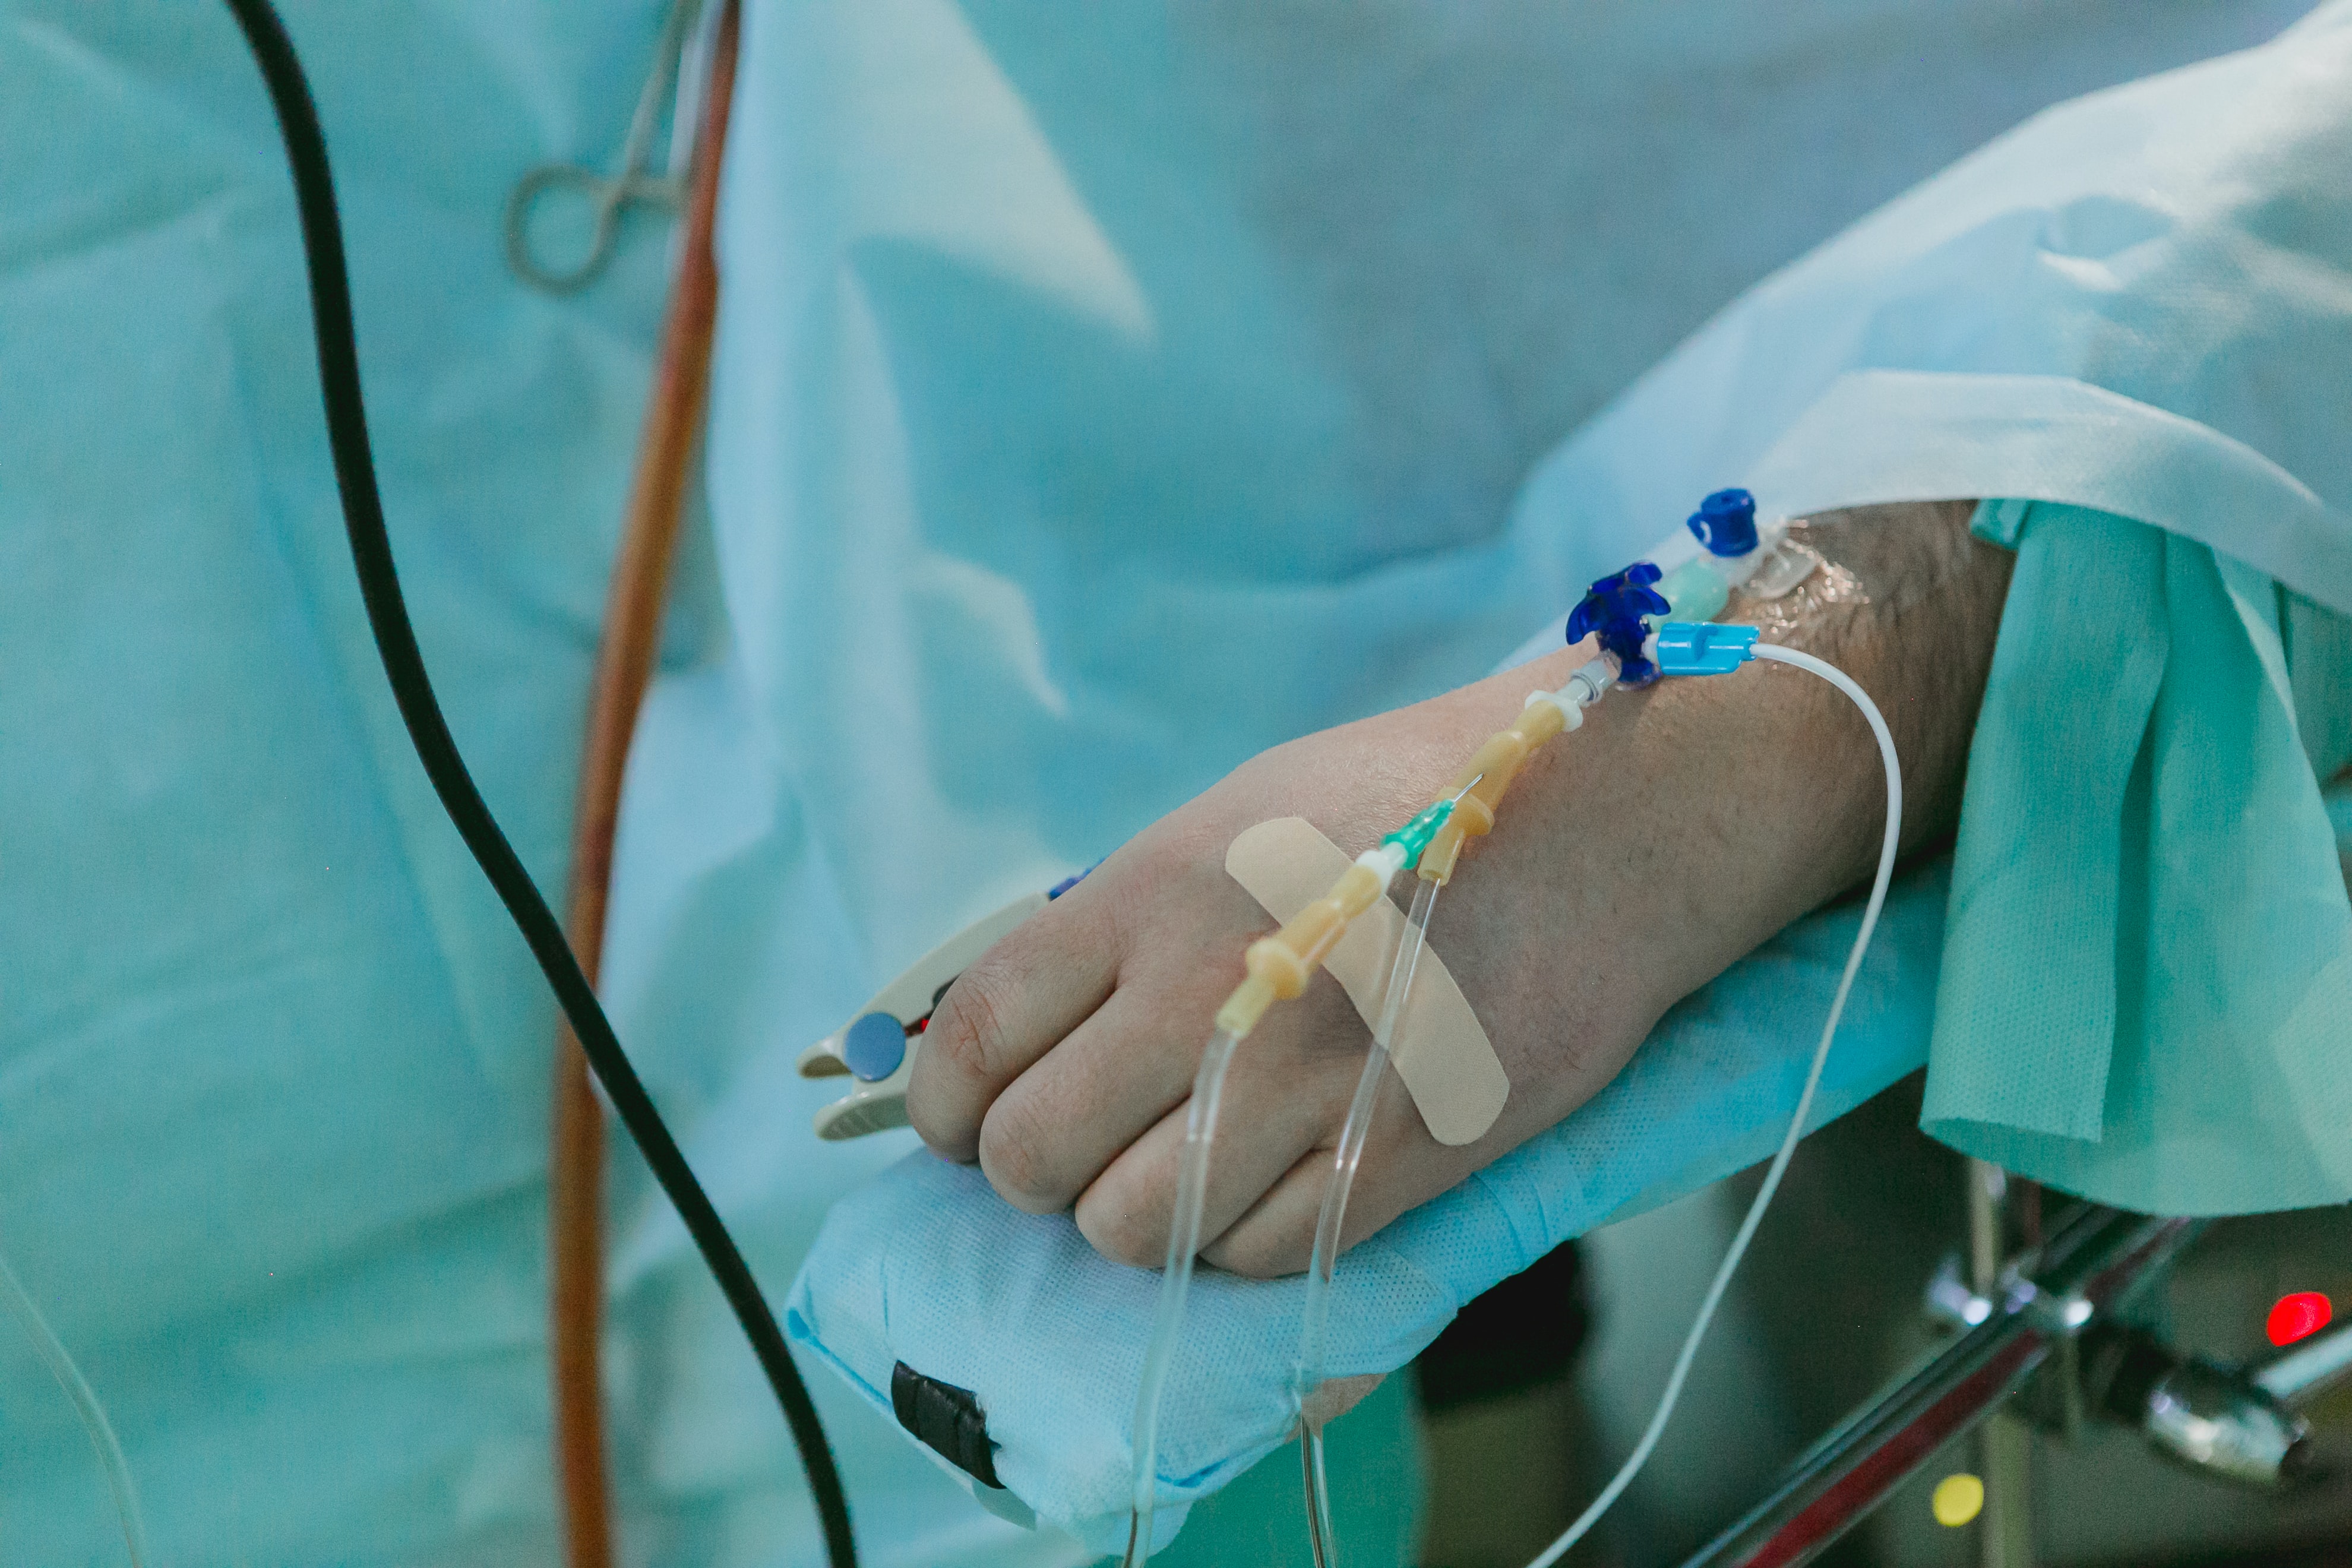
[1225,818,1509,1145]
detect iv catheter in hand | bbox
[1122,487,1804,1566]
[1117,493,1788,1557]
[785,485,1845,1564]
[1288,489,1848,1567]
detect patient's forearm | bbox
[1464,500,2013,1049]
[1786,500,2018,856]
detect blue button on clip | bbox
[842,1011,910,1082]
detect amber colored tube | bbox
[1416,698,1568,883]
[549,8,740,1567]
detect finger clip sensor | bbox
[797,891,1052,1139]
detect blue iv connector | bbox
[1653,620,1760,676]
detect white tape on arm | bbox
[1225,817,1509,1145]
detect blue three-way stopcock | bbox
[1566,562,1672,685]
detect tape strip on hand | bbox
[1225,817,1509,1145]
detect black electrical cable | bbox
[214,5,858,1563]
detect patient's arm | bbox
[906,501,2012,1276]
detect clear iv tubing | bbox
[1523,641,1902,1568]
[0,1243,148,1567]
[1295,874,1442,1568]
[1124,1024,1247,1567]
[1126,785,1477,1565]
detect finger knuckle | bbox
[902,1052,966,1156]
[921,962,1014,1089]
[1077,1197,1165,1270]
[976,1096,1063,1213]
[1207,1226,1306,1280]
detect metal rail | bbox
[1680,1208,2200,1568]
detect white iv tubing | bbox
[1524,641,1903,1567]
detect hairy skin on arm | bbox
[906,501,2013,1278]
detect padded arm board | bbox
[786,858,1948,1552]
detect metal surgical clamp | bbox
[504,0,703,293]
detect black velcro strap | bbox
[891,1361,1004,1488]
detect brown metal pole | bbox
[550,6,740,1564]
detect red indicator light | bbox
[2266,1291,2333,1348]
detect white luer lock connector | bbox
[1713,513,1791,590]
[1522,689,1581,731]
[1525,655,1617,730]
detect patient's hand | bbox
[906,502,2010,1276]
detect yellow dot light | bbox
[1931,1472,1985,1528]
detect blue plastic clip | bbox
[1689,488,1759,557]
[1567,562,1672,685]
[1046,859,1103,900]
[1654,621,1760,676]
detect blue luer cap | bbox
[1689,488,1759,556]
